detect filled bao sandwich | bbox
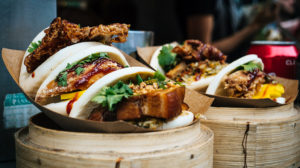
[35,45,129,113]
[41,67,194,130]
[19,17,129,97]
[150,40,227,91]
[206,55,285,104]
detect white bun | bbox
[44,101,69,116]
[44,66,194,130]
[161,111,194,130]
[206,54,263,95]
[36,45,129,104]
[149,43,221,91]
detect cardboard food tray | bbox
[137,46,299,108]
[1,48,214,133]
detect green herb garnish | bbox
[142,70,167,89]
[136,74,143,84]
[236,61,262,72]
[55,52,109,86]
[153,70,166,81]
[28,41,41,53]
[57,72,68,87]
[158,45,179,72]
[92,81,133,111]
[92,71,174,111]
[75,67,84,75]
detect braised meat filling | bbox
[160,40,227,83]
[224,69,274,98]
[166,60,225,84]
[88,81,186,122]
[39,56,123,99]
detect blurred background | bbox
[57,0,300,61]
[1,0,300,167]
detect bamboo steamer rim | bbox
[204,103,298,122]
[209,103,293,110]
[25,113,213,154]
[15,124,214,160]
[15,125,214,167]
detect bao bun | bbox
[19,29,103,97]
[206,54,263,96]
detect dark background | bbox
[0,0,300,167]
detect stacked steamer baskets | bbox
[2,18,215,168]
[15,113,213,168]
[201,104,300,168]
[203,55,300,168]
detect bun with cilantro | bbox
[35,45,129,109]
[19,17,130,97]
[150,40,227,91]
[42,67,194,130]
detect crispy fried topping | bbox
[172,40,227,63]
[24,17,129,73]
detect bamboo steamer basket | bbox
[200,103,300,168]
[15,113,214,168]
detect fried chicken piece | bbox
[24,17,129,73]
[224,70,266,98]
[35,58,123,104]
[172,40,227,63]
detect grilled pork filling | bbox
[36,55,123,104]
[88,81,186,122]
[167,60,225,84]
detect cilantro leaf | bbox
[91,81,133,111]
[153,70,166,81]
[28,41,41,53]
[158,45,178,72]
[75,67,84,75]
[142,70,167,89]
[91,95,107,107]
[107,95,124,111]
[66,63,73,70]
[237,62,262,72]
[99,52,109,58]
[56,72,68,87]
[157,81,167,89]
[136,74,143,84]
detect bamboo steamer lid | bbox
[200,103,300,168]
[15,113,214,168]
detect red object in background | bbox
[248,41,298,79]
